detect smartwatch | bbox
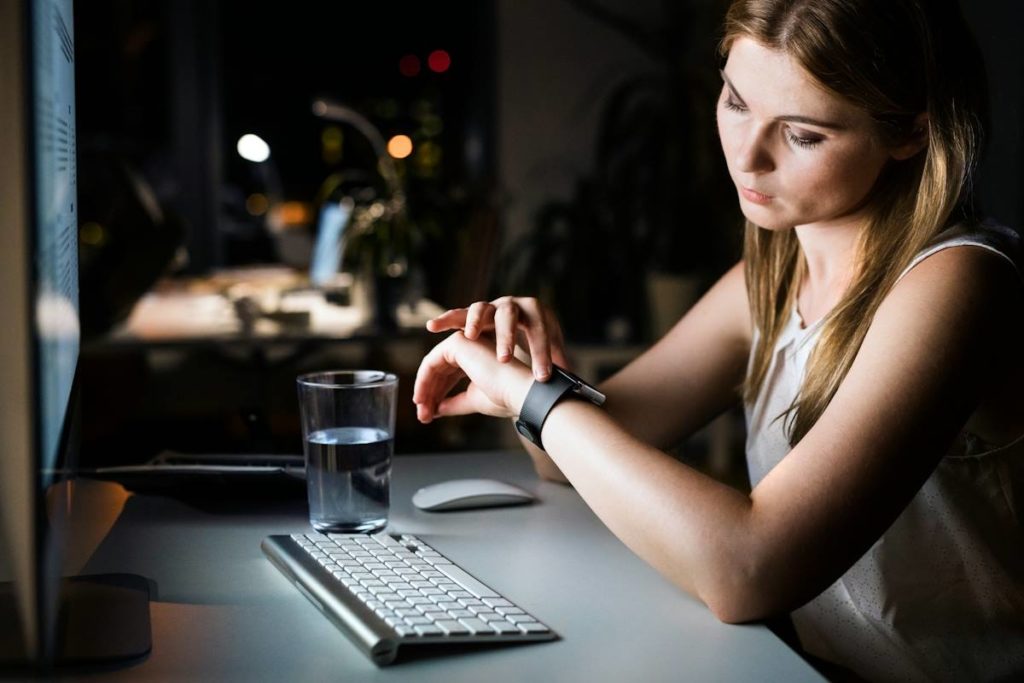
[514,365,606,451]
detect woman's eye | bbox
[722,97,747,113]
[785,128,823,149]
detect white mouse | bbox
[411,478,536,512]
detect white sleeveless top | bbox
[744,223,1024,682]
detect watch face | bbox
[554,366,606,406]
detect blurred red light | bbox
[399,54,420,77]
[427,50,451,73]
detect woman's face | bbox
[717,38,894,231]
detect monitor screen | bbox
[32,0,80,485]
[0,0,79,664]
[309,198,353,287]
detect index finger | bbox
[426,308,470,333]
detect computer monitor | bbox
[309,197,354,287]
[0,0,149,669]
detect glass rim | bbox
[296,370,398,389]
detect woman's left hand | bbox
[413,331,534,424]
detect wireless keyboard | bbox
[261,532,557,665]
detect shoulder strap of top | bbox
[895,221,1023,285]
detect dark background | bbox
[71,0,1024,467]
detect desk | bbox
[73,451,824,681]
[78,270,457,461]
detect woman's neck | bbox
[793,216,864,327]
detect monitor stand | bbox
[0,573,151,674]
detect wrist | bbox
[506,365,534,418]
[513,365,606,451]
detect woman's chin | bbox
[739,204,792,231]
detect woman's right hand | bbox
[426,296,569,381]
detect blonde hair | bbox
[722,0,988,444]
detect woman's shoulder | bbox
[880,228,1023,359]
[898,220,1023,285]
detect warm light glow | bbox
[246,193,269,216]
[237,133,270,162]
[275,201,314,227]
[387,134,413,159]
[399,54,420,77]
[427,49,451,73]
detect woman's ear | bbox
[890,113,929,161]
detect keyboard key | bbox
[387,582,413,592]
[436,620,471,636]
[491,622,521,635]
[517,622,551,634]
[507,614,536,624]
[371,534,406,551]
[434,565,497,593]
[414,624,444,637]
[482,598,514,609]
[458,618,496,635]
[447,609,474,619]
[496,606,525,616]
[404,616,432,626]
[477,612,504,622]
[435,582,461,592]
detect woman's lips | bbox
[741,186,773,205]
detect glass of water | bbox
[296,370,398,533]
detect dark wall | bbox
[962,1,1024,229]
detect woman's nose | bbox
[735,127,775,174]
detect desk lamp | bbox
[310,99,413,330]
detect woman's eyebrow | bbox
[720,69,747,106]
[720,69,846,130]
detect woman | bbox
[413,0,1024,680]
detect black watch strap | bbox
[514,365,605,451]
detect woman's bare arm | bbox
[518,262,752,481]
[598,261,752,450]
[532,248,1014,620]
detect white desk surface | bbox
[72,450,824,682]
